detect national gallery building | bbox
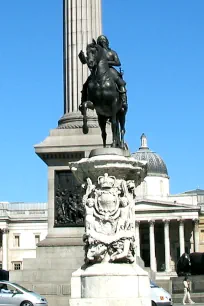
[0,134,203,279]
[132,134,203,278]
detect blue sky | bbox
[0,1,203,202]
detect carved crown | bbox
[98,173,115,188]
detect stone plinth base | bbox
[10,244,84,306]
[69,263,151,306]
[172,275,204,294]
[70,297,149,306]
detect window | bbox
[160,180,164,195]
[13,262,22,270]
[13,235,20,247]
[142,181,147,196]
[35,234,40,245]
[200,230,204,241]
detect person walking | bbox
[183,276,195,305]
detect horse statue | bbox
[79,39,127,149]
[177,252,204,276]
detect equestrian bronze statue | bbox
[78,35,128,149]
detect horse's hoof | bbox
[120,142,125,150]
[111,142,117,148]
[83,125,89,134]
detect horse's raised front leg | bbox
[118,110,126,149]
[79,101,94,135]
[79,102,89,134]
[98,115,107,147]
[111,99,118,148]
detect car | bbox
[150,280,173,306]
[0,280,48,306]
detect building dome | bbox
[132,134,168,178]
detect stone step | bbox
[36,245,84,259]
[23,256,83,270]
[44,295,70,306]
[69,297,150,306]
[172,293,204,304]
[10,269,74,283]
[9,244,85,306]
[5,279,71,306]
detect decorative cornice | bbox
[163,219,170,224]
[193,218,199,225]
[148,219,155,226]
[1,228,9,234]
[57,111,99,129]
[177,218,184,224]
[36,152,85,166]
[57,121,99,129]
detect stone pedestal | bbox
[68,149,150,306]
[70,263,151,306]
[35,126,111,246]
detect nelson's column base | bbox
[10,115,111,306]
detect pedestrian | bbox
[183,276,195,305]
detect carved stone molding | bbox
[193,218,199,225]
[135,221,140,227]
[1,228,9,234]
[163,219,170,224]
[177,218,185,224]
[148,219,155,226]
[58,111,99,129]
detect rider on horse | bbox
[79,35,128,113]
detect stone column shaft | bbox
[178,219,185,256]
[135,221,140,257]
[2,229,9,270]
[163,219,171,272]
[63,0,102,114]
[149,220,156,271]
[193,219,199,252]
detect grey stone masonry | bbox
[10,245,84,306]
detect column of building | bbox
[178,219,185,256]
[135,221,140,257]
[193,219,199,252]
[149,220,156,271]
[135,218,198,272]
[2,228,9,270]
[163,219,171,272]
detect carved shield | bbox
[96,191,119,216]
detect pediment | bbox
[135,199,199,212]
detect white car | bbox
[0,280,48,306]
[150,280,173,306]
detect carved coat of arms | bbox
[82,173,136,264]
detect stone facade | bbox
[0,202,47,271]
[134,202,199,275]
[199,211,204,252]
